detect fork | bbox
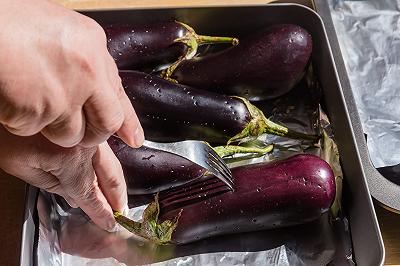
[112,135,234,190]
[142,139,234,190]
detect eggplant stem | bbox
[228,97,320,144]
[175,21,238,60]
[113,195,180,245]
[160,56,185,82]
[213,144,273,158]
[161,21,238,80]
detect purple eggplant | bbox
[114,154,335,244]
[166,24,312,100]
[120,70,317,144]
[108,135,273,195]
[108,136,205,195]
[104,21,238,70]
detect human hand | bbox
[0,127,127,230]
[0,0,143,148]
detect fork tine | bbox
[207,148,233,177]
[207,156,234,186]
[203,144,233,173]
[205,147,233,181]
[205,156,234,188]
[207,155,234,186]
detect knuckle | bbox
[92,110,124,135]
[81,17,106,41]
[44,116,84,147]
[105,174,124,191]
[0,92,52,135]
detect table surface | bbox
[1,0,399,265]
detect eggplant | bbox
[166,24,312,100]
[108,135,273,195]
[108,136,204,195]
[104,21,238,70]
[120,70,317,144]
[114,154,336,244]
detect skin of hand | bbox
[0,0,144,148]
[0,126,127,231]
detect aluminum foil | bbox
[35,68,353,266]
[328,0,400,168]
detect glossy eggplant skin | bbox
[107,136,205,195]
[104,22,187,69]
[172,24,312,100]
[158,154,335,244]
[120,70,251,143]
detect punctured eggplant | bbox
[108,135,273,195]
[114,154,336,244]
[120,70,318,144]
[104,21,238,70]
[166,24,312,100]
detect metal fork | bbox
[142,140,234,190]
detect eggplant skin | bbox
[104,22,187,70]
[159,154,335,244]
[107,136,205,195]
[119,70,251,143]
[172,24,312,100]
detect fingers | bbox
[93,142,127,212]
[114,80,144,148]
[60,148,116,231]
[5,164,79,208]
[106,56,144,148]
[41,110,86,148]
[79,88,124,148]
[79,55,143,149]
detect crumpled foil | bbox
[328,0,400,168]
[36,68,353,266]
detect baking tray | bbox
[314,0,400,214]
[19,3,384,265]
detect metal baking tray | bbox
[19,3,384,265]
[314,0,400,214]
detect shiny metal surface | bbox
[143,139,234,189]
[317,0,400,214]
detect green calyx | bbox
[114,195,180,245]
[174,21,239,60]
[228,97,320,144]
[161,21,238,80]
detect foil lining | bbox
[329,0,400,168]
[36,68,353,265]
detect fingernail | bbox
[106,223,120,233]
[122,203,129,216]
[105,218,116,232]
[133,126,144,147]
